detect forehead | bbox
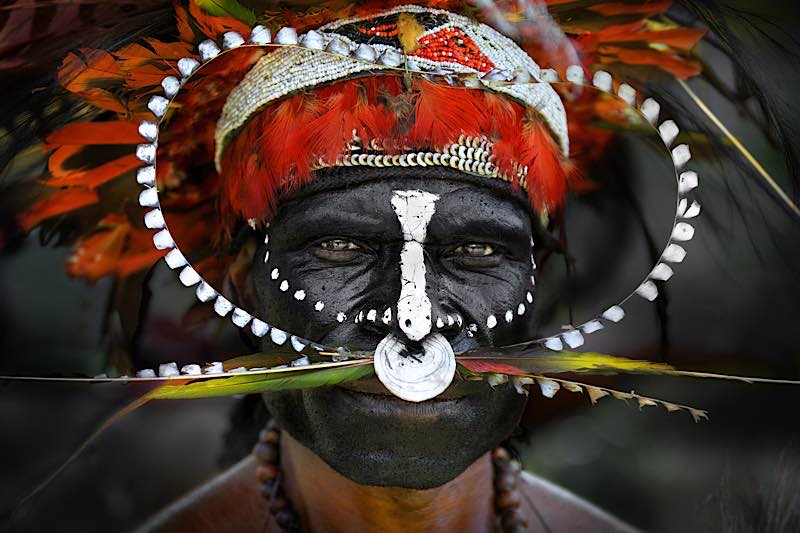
[272,178,533,239]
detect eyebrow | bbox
[426,216,530,247]
[277,208,400,246]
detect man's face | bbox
[253,177,536,488]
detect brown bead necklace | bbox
[253,420,528,532]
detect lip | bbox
[337,374,474,400]
[334,385,472,422]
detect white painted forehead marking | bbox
[391,189,440,342]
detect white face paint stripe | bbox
[391,190,440,342]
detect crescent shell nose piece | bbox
[373,332,456,402]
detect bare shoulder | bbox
[518,471,639,532]
[135,456,275,533]
[135,457,636,533]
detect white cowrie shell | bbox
[275,27,298,45]
[222,31,245,50]
[198,39,221,61]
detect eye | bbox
[455,243,495,257]
[312,238,364,263]
[448,242,502,268]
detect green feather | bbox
[458,352,676,376]
[148,363,373,400]
[195,0,256,25]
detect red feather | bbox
[46,122,141,146]
[19,189,98,232]
[459,360,528,376]
[407,80,489,148]
[524,120,568,211]
[48,155,142,189]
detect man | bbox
[142,175,633,532]
[136,7,637,529]
[3,1,738,531]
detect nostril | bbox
[357,306,395,333]
[404,340,423,354]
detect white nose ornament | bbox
[373,332,456,402]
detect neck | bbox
[280,433,495,533]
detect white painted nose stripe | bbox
[391,190,440,342]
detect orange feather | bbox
[19,189,98,232]
[46,122,141,146]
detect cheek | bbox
[440,258,537,342]
[252,239,387,342]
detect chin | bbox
[263,379,527,489]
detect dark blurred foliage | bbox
[1,1,800,532]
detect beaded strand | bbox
[253,421,527,532]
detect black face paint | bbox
[252,177,536,488]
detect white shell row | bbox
[133,356,324,379]
[135,30,333,359]
[534,69,700,352]
[134,24,699,372]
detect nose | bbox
[359,188,467,347]
[355,294,465,343]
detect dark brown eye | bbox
[449,242,501,268]
[313,239,363,263]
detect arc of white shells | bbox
[164,249,186,269]
[640,98,660,125]
[300,30,325,50]
[378,49,403,67]
[373,333,456,402]
[130,33,706,362]
[179,266,201,287]
[222,31,245,50]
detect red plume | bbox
[406,80,490,148]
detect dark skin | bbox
[142,176,634,531]
[253,178,534,489]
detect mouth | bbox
[334,384,472,421]
[338,374,471,400]
[373,332,457,402]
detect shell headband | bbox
[133,5,702,402]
